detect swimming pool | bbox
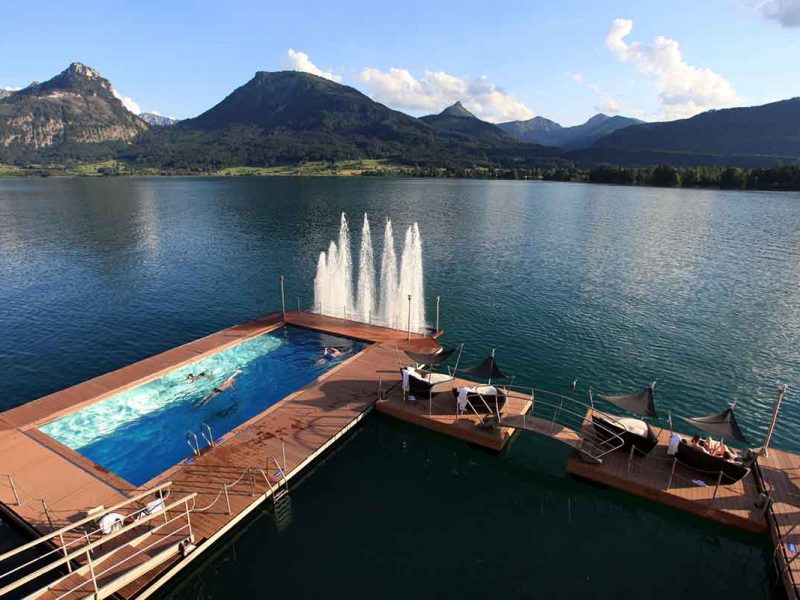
[40,326,367,486]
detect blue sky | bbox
[2,0,799,125]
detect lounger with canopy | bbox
[590,383,659,456]
[400,347,458,397]
[675,406,751,483]
[452,353,508,415]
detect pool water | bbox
[40,326,366,486]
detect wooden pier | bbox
[2,310,800,598]
[0,312,436,599]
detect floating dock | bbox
[566,411,766,534]
[1,312,799,598]
[0,312,437,599]
[376,377,532,451]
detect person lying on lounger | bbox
[198,370,241,406]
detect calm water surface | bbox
[2,177,798,598]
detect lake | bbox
[2,176,798,598]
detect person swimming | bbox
[315,346,347,365]
[198,370,241,406]
[186,371,208,383]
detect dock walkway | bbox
[0,312,436,599]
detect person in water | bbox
[186,371,208,383]
[198,370,241,406]
[316,346,347,365]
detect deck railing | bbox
[0,484,194,598]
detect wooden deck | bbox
[566,411,766,534]
[756,449,800,599]
[4,308,800,598]
[0,312,438,599]
[375,377,532,451]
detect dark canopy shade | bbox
[679,407,748,444]
[462,356,505,380]
[598,384,658,418]
[405,347,455,366]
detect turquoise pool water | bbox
[40,326,366,486]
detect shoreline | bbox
[2,161,799,193]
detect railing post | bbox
[248,467,255,497]
[41,499,53,529]
[761,488,773,517]
[282,440,287,472]
[435,295,440,333]
[280,275,286,319]
[185,498,194,542]
[223,483,231,515]
[59,532,72,572]
[711,470,724,505]
[626,444,635,475]
[159,488,168,523]
[429,388,432,418]
[86,549,99,593]
[7,475,20,506]
[296,296,300,312]
[667,457,677,490]
[551,400,562,433]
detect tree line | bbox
[381,163,800,191]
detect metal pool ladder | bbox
[267,450,293,532]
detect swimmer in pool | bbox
[315,346,348,365]
[198,370,241,406]
[186,371,208,383]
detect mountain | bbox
[129,71,557,169]
[0,89,15,100]
[592,99,800,158]
[0,63,148,162]
[497,116,561,141]
[420,101,511,143]
[499,113,644,149]
[139,113,178,126]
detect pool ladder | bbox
[265,448,292,532]
[186,423,216,457]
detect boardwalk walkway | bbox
[0,312,436,599]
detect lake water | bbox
[1,177,798,598]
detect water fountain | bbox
[314,213,426,332]
[355,214,375,323]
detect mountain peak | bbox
[586,113,610,125]
[440,101,476,118]
[66,62,102,79]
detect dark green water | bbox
[1,177,797,598]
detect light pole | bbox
[407,294,412,341]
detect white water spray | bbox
[314,213,426,332]
[356,214,376,323]
[398,222,426,333]
[379,220,399,327]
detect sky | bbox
[1,0,799,125]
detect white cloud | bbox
[567,72,584,84]
[112,89,142,115]
[286,49,343,83]
[595,92,620,115]
[358,67,533,122]
[2,86,21,91]
[605,18,740,119]
[758,0,800,27]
